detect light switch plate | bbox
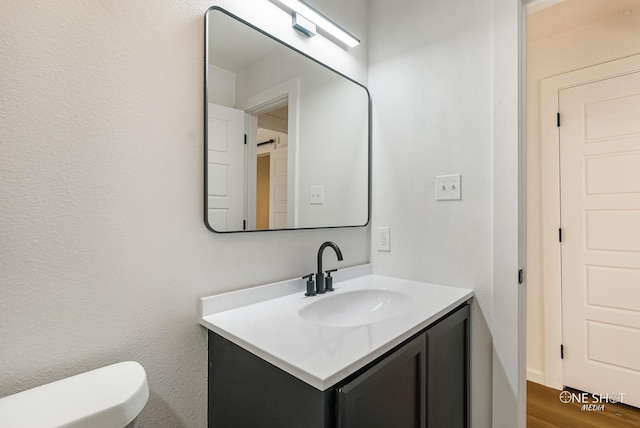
[435,174,462,201]
[310,185,324,204]
[377,227,390,251]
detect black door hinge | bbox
[559,228,563,242]
[518,269,525,284]
[557,112,561,127]
[243,220,246,230]
[561,344,564,359]
[244,134,247,145]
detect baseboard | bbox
[527,368,545,385]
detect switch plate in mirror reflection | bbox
[204,7,371,233]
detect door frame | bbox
[539,53,640,389]
[245,77,300,229]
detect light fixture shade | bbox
[275,0,360,47]
[292,12,316,37]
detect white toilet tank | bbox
[0,361,149,428]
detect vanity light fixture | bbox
[292,12,316,38]
[274,0,360,47]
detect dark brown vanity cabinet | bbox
[208,303,469,428]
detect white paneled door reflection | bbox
[207,104,245,232]
[270,142,288,229]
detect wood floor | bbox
[527,381,640,427]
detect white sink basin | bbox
[298,289,413,327]
[201,268,475,390]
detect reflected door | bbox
[270,144,288,229]
[207,104,246,231]
[560,71,640,407]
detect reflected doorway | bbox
[256,154,270,230]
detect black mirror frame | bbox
[204,6,371,233]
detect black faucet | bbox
[315,241,343,294]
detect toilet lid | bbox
[0,361,149,428]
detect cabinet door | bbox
[337,335,426,428]
[426,304,470,428]
[208,332,332,428]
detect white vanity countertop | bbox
[200,265,473,391]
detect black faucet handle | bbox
[302,274,316,297]
[325,269,337,292]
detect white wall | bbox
[0,1,369,426]
[295,77,368,227]
[526,6,640,384]
[208,65,236,107]
[368,0,502,426]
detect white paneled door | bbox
[207,104,246,232]
[560,71,640,408]
[269,141,288,229]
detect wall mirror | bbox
[204,7,370,232]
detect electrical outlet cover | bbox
[435,174,461,201]
[377,227,390,251]
[310,185,324,204]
